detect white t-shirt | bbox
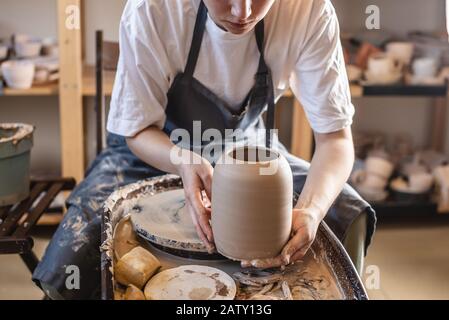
[107,0,354,137]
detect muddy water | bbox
[114,227,344,300]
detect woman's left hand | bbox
[241,208,321,269]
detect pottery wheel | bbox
[144,265,236,300]
[130,189,219,258]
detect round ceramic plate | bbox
[130,189,210,254]
[144,265,236,300]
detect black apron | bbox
[164,1,276,149]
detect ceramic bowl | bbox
[0,45,8,60]
[33,68,50,84]
[386,42,414,66]
[355,184,388,202]
[363,69,402,85]
[346,65,362,82]
[390,177,433,202]
[15,41,42,58]
[1,60,35,89]
[42,37,59,57]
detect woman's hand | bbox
[241,208,321,269]
[177,151,215,253]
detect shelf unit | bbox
[0,65,115,97]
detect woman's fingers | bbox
[188,187,213,242]
[241,228,313,269]
[290,247,309,263]
[199,165,213,201]
[281,228,313,264]
[186,202,215,253]
[240,255,285,269]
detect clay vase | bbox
[211,146,293,261]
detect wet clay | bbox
[211,146,293,261]
[0,123,34,145]
[234,248,343,300]
[144,265,236,300]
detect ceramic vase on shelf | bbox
[211,146,293,261]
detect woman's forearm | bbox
[126,126,181,175]
[295,127,354,221]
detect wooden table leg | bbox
[58,0,85,183]
[20,251,40,274]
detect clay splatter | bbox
[58,214,89,252]
[189,287,213,300]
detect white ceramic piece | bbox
[15,41,42,58]
[365,156,394,179]
[386,42,414,66]
[0,45,8,60]
[346,64,362,82]
[351,169,388,190]
[1,60,35,89]
[144,265,236,300]
[355,184,388,202]
[412,57,439,78]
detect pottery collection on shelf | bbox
[0,34,59,90]
[211,146,293,261]
[351,153,394,202]
[343,33,449,86]
[350,133,448,205]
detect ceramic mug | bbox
[365,156,395,179]
[367,53,402,77]
[386,42,414,66]
[355,184,388,202]
[408,173,434,193]
[413,57,439,78]
[351,169,387,190]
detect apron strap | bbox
[255,21,276,149]
[184,1,208,78]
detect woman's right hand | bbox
[177,151,215,253]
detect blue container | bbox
[0,123,34,206]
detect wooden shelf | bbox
[0,65,115,98]
[372,199,439,217]
[1,82,59,96]
[362,84,448,97]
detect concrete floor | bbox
[0,217,448,300]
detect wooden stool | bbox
[0,177,75,273]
